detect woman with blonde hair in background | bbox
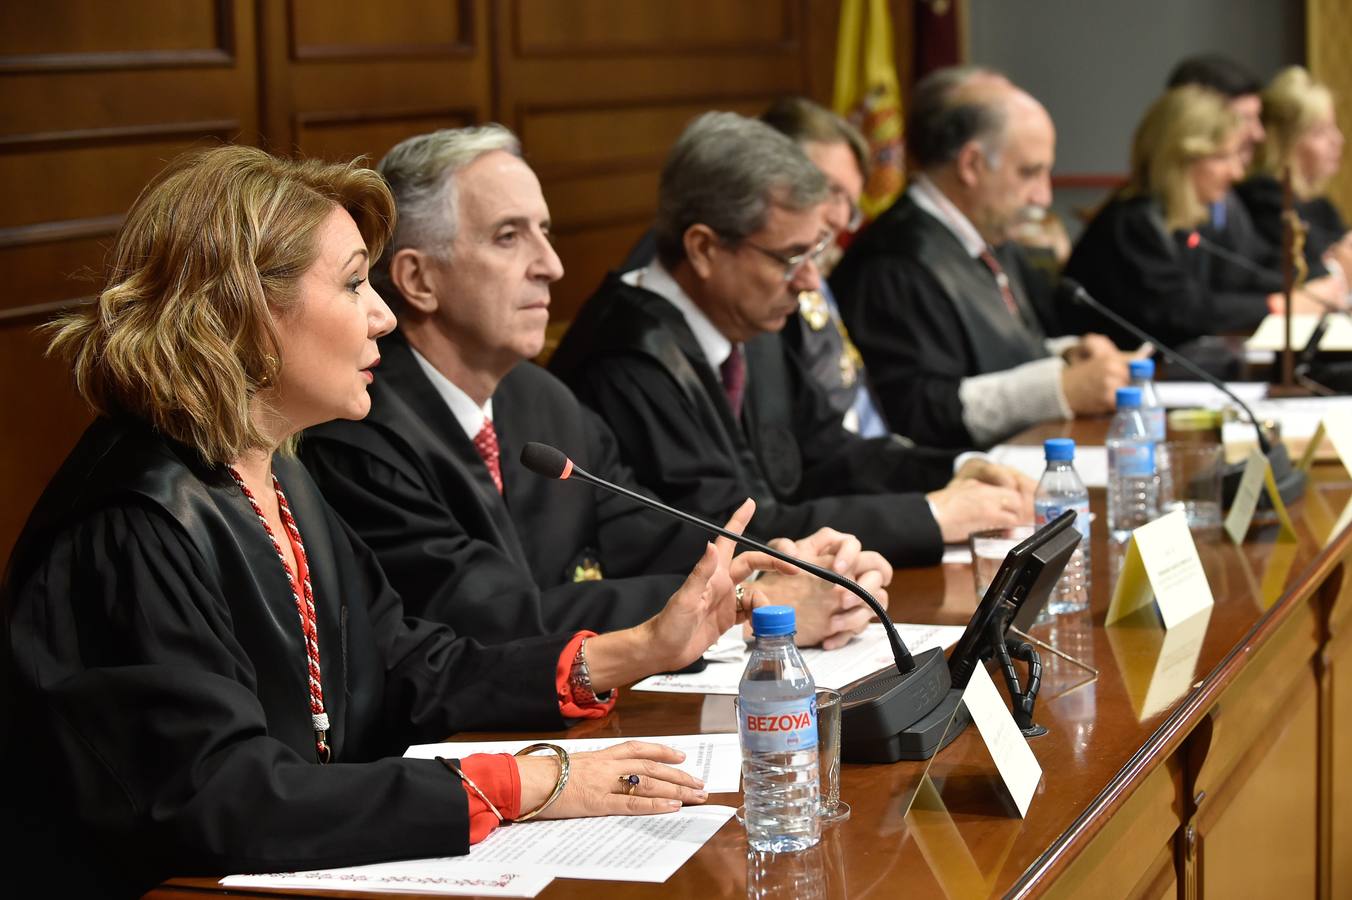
[1064,85,1330,369]
[1,144,784,897]
[1237,65,1352,281]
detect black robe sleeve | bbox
[303,435,683,640]
[6,500,567,891]
[1064,197,1271,349]
[571,350,945,567]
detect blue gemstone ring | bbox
[618,774,640,795]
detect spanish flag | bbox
[833,0,905,221]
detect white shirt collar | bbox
[622,259,733,369]
[409,346,495,440]
[908,174,987,258]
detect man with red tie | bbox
[302,125,889,649]
[550,112,1034,570]
[831,67,1131,450]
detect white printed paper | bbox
[1151,380,1268,410]
[961,664,1042,817]
[1245,313,1352,351]
[461,805,736,882]
[632,622,965,695]
[406,733,741,793]
[221,806,737,890]
[222,862,551,896]
[988,443,1108,488]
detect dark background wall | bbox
[967,0,1306,236]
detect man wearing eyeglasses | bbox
[760,97,891,440]
[832,68,1133,450]
[551,111,1033,568]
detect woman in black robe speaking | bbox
[2,145,774,896]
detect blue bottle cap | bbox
[1129,358,1155,379]
[751,605,797,637]
[1044,438,1076,461]
[1116,386,1143,408]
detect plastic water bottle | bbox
[1129,358,1165,443]
[1035,438,1092,614]
[1130,357,1172,498]
[739,606,820,852]
[1107,386,1159,543]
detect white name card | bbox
[1106,510,1215,629]
[961,663,1042,818]
[1223,448,1297,544]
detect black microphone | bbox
[1064,277,1307,509]
[520,441,914,671]
[520,441,961,762]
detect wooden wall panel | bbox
[259,0,490,158]
[0,0,259,567]
[494,0,843,321]
[512,0,796,55]
[0,0,232,69]
[0,0,879,567]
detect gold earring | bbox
[258,355,278,388]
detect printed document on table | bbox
[988,443,1107,488]
[457,805,736,882]
[222,862,551,896]
[221,806,737,890]
[633,622,965,695]
[406,733,741,793]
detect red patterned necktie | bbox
[978,248,1022,321]
[720,343,746,419]
[473,418,504,494]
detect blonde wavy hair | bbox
[1125,86,1241,231]
[46,144,395,465]
[1256,66,1337,198]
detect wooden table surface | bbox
[153,418,1352,899]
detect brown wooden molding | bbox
[0,296,94,326]
[0,120,242,155]
[0,216,123,251]
[509,0,799,59]
[286,0,475,62]
[294,106,478,129]
[0,0,236,74]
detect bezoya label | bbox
[738,695,818,753]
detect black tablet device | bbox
[947,509,1082,689]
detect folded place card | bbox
[958,663,1043,818]
[1321,412,1352,473]
[1106,510,1215,629]
[1223,448,1297,544]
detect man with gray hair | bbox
[551,111,1033,568]
[831,67,1132,450]
[302,124,889,649]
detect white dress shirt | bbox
[410,346,494,441]
[907,176,1072,446]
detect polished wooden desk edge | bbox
[1007,504,1352,897]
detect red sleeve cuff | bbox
[556,631,617,719]
[459,753,520,844]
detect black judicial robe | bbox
[1063,194,1271,351]
[1196,190,1288,292]
[1236,174,1346,278]
[830,194,1059,450]
[302,329,693,641]
[2,416,569,897]
[549,274,955,567]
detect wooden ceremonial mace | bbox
[1273,165,1311,397]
